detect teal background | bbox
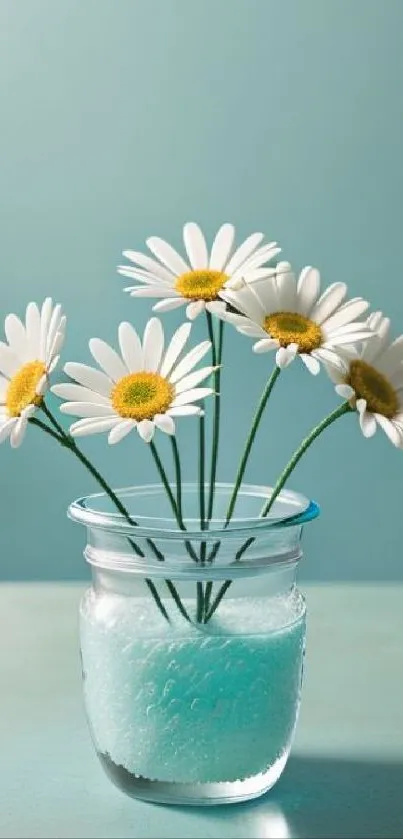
[1,0,402,581]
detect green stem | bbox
[206,401,352,624]
[198,411,206,531]
[150,440,182,525]
[170,437,183,522]
[260,401,352,518]
[206,313,223,522]
[203,580,213,619]
[225,365,281,525]
[205,580,232,622]
[196,581,204,622]
[149,439,199,565]
[31,409,171,623]
[197,410,207,616]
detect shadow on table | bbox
[179,755,403,839]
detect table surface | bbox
[1,583,402,839]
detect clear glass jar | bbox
[70,483,319,806]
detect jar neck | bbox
[91,562,299,598]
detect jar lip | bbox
[68,482,319,540]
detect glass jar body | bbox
[80,570,305,805]
[72,483,317,806]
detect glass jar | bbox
[70,483,319,806]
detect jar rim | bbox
[68,482,319,542]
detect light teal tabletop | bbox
[1,583,402,839]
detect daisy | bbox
[118,221,280,320]
[220,261,373,374]
[52,317,215,444]
[332,311,403,447]
[0,299,65,448]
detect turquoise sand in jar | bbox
[71,483,318,806]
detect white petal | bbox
[45,304,62,362]
[275,265,297,312]
[335,384,355,399]
[47,330,65,364]
[321,298,369,333]
[237,322,268,338]
[0,343,19,378]
[129,286,179,298]
[183,222,208,269]
[89,338,128,382]
[10,415,27,448]
[171,387,213,407]
[174,365,215,394]
[48,355,59,375]
[0,418,15,443]
[205,300,227,315]
[121,250,175,282]
[118,322,142,372]
[137,418,155,443]
[108,419,135,445]
[253,338,278,353]
[238,244,281,275]
[142,317,164,372]
[249,276,279,313]
[362,317,391,363]
[375,413,402,446]
[167,405,203,417]
[5,314,27,360]
[356,398,367,414]
[376,336,403,377]
[146,236,189,276]
[169,340,211,383]
[0,375,9,399]
[300,353,320,375]
[160,322,192,378]
[70,417,119,437]
[22,404,37,419]
[60,402,115,418]
[324,331,375,347]
[297,267,321,316]
[25,302,41,357]
[359,409,377,438]
[221,284,266,323]
[64,362,112,397]
[240,267,276,284]
[186,300,205,320]
[51,383,110,404]
[276,344,297,369]
[153,298,187,313]
[36,374,48,397]
[154,413,175,435]
[224,232,265,276]
[40,298,53,359]
[119,267,172,286]
[313,347,348,372]
[209,223,235,270]
[311,283,347,325]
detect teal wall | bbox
[1,0,402,581]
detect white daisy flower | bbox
[118,221,281,321]
[52,318,214,444]
[220,261,373,374]
[331,311,403,448]
[0,299,65,448]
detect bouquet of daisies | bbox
[1,222,401,622]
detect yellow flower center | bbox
[6,360,46,417]
[347,359,399,418]
[264,311,323,353]
[175,269,228,301]
[111,371,174,421]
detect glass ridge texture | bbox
[71,483,319,806]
